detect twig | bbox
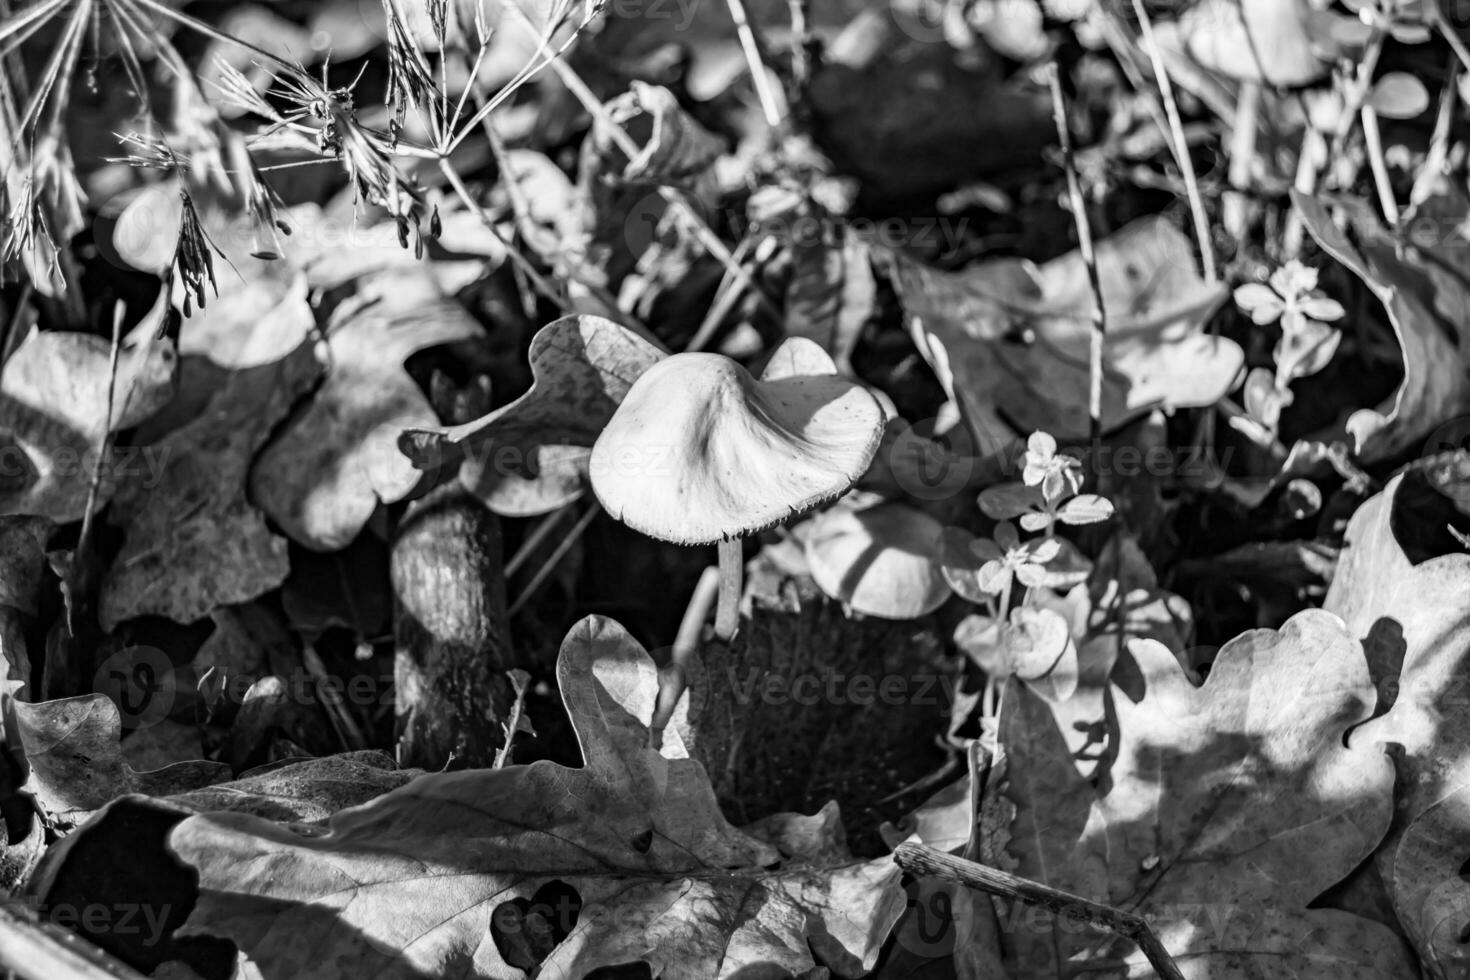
[437,158,574,315]
[302,642,369,751]
[1045,62,1108,459]
[652,565,720,732]
[507,502,601,616]
[725,0,784,129]
[1427,0,1470,77]
[492,668,531,769]
[1223,79,1259,239]
[1282,127,1326,259]
[787,0,813,100]
[1409,56,1458,210]
[505,504,573,578]
[893,843,1187,980]
[685,234,757,352]
[1129,0,1217,283]
[1360,104,1397,226]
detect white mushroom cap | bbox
[589,339,885,544]
[804,501,952,619]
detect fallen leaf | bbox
[107,616,906,978]
[984,610,1414,978]
[10,694,229,825]
[1293,188,1470,460]
[890,216,1241,442]
[162,750,419,823]
[1323,468,1470,979]
[0,292,177,522]
[399,314,665,516]
[99,330,320,629]
[0,515,50,698]
[249,244,483,550]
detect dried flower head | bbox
[172,190,224,316]
[2,136,87,291]
[269,63,428,252]
[382,0,445,143]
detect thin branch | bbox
[725,0,783,128]
[507,502,601,616]
[492,668,531,768]
[1045,61,1107,459]
[893,843,1187,980]
[1129,0,1217,283]
[1360,104,1397,226]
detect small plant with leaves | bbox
[940,431,1114,712]
[1233,259,1346,436]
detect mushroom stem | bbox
[715,538,743,640]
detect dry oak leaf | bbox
[250,257,482,550]
[889,216,1240,442]
[399,315,665,517]
[159,615,905,978]
[0,294,176,522]
[1324,470,1470,979]
[986,609,1415,979]
[100,330,320,630]
[10,694,228,825]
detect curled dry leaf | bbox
[1293,188,1470,461]
[1324,469,1470,979]
[890,216,1241,442]
[399,314,666,516]
[250,241,483,550]
[0,292,177,522]
[10,694,229,825]
[52,616,905,979]
[579,81,725,285]
[985,610,1415,979]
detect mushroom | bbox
[803,499,952,619]
[589,337,885,640]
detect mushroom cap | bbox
[804,501,952,619]
[589,340,885,544]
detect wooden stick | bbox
[1045,61,1108,460]
[392,483,517,769]
[893,843,1187,980]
